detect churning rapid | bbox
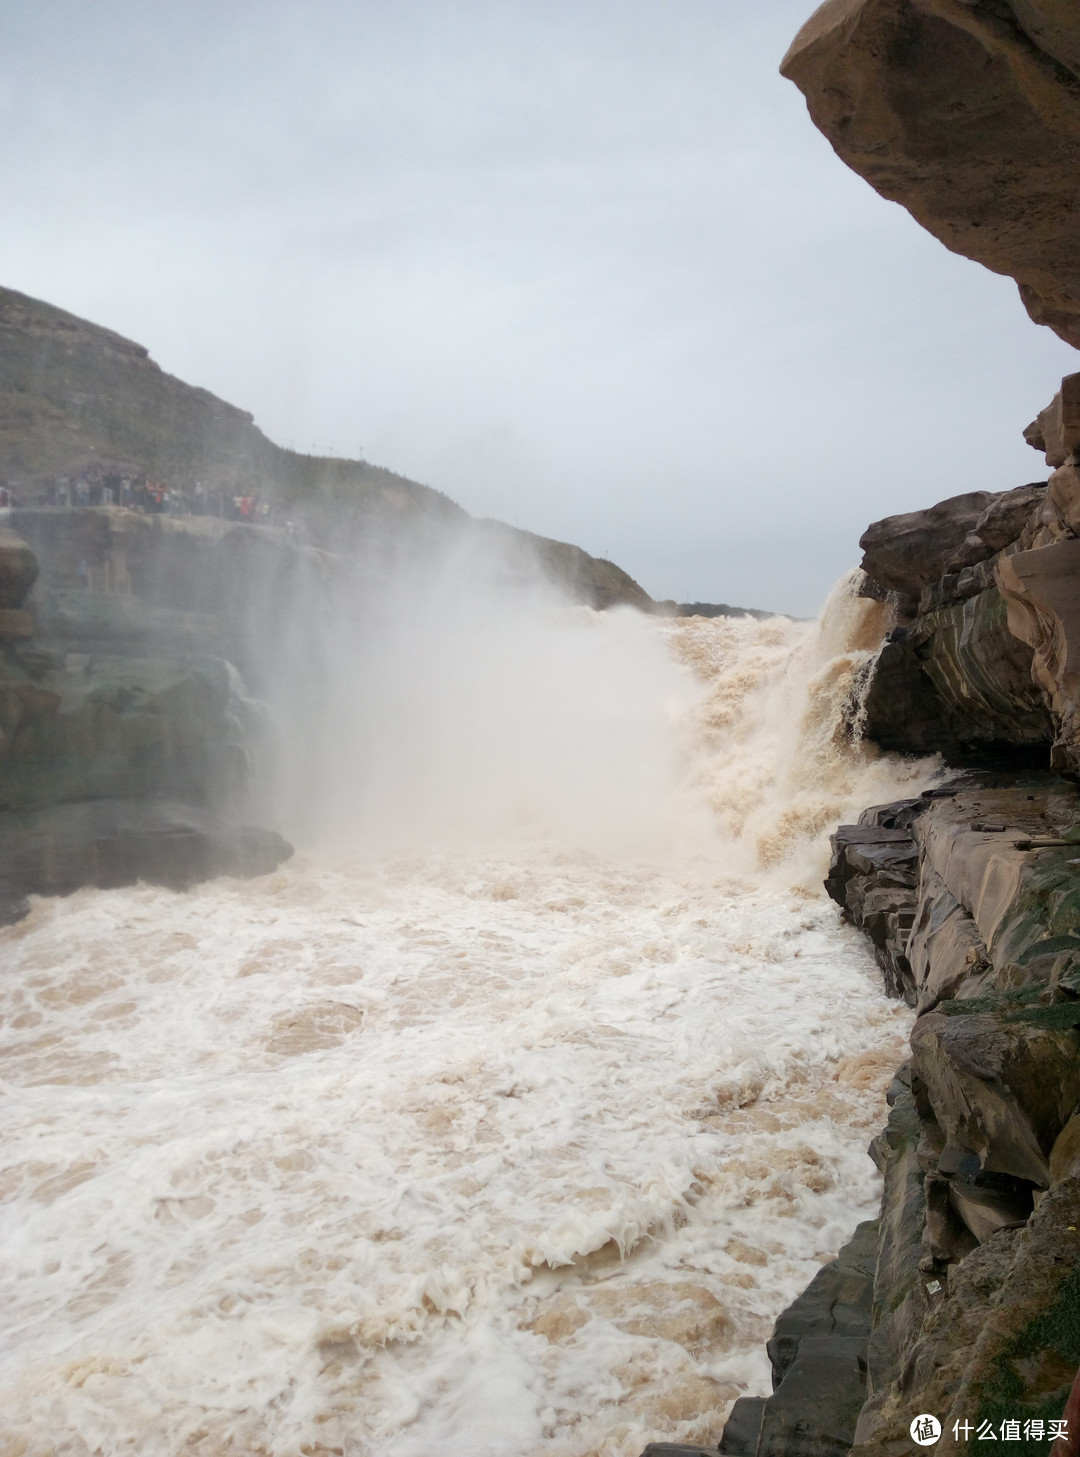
[0,575,937,1457]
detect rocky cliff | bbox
[690,445,1080,1455]
[0,285,664,918]
[0,283,654,614]
[698,438,1080,1457]
[780,0,1080,350]
[651,7,1080,1457]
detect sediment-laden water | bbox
[0,581,935,1456]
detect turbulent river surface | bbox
[1,582,935,1457]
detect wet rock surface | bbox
[720,1400,768,1457]
[717,779,1080,1457]
[709,1225,877,1457]
[766,1221,878,1391]
[0,797,292,926]
[998,539,1080,775]
[824,811,922,1001]
[912,993,1080,1188]
[0,648,255,814]
[850,476,1061,766]
[642,1446,726,1457]
[0,521,290,914]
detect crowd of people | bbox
[0,473,278,524]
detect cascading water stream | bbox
[0,573,936,1457]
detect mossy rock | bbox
[912,994,1080,1186]
[942,1179,1080,1454]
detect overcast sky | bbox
[2,0,1076,614]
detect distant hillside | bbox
[0,284,652,611]
[656,599,785,621]
[0,285,462,523]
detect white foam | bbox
[0,586,935,1455]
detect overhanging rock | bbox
[781,0,1080,348]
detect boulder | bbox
[719,1399,767,1456]
[857,799,927,833]
[858,494,997,599]
[910,993,1080,1187]
[0,526,38,608]
[766,1221,878,1389]
[0,797,292,924]
[754,1336,868,1457]
[781,1,1080,349]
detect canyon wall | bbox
[700,6,1080,1457]
[710,447,1080,1457]
[0,287,661,921]
[0,283,653,611]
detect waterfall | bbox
[0,576,937,1457]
